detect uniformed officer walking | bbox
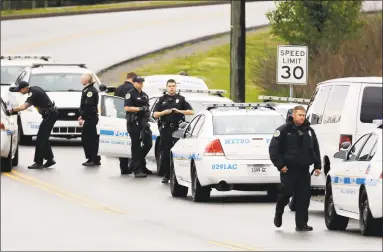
[78,73,101,167]
[153,79,194,183]
[10,81,58,169]
[124,76,153,178]
[269,105,321,231]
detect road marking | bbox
[5,11,225,54]
[5,170,127,215]
[209,240,263,251]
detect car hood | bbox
[46,92,82,108]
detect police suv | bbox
[7,63,115,144]
[258,95,309,119]
[324,120,382,236]
[1,97,19,172]
[1,55,52,100]
[168,103,286,202]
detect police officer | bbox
[269,105,321,231]
[178,71,188,76]
[124,76,153,178]
[78,73,101,167]
[10,81,58,169]
[153,79,194,183]
[114,72,137,174]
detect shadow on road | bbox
[199,194,276,204]
[20,138,82,147]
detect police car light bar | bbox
[372,119,383,127]
[31,63,87,68]
[1,55,50,61]
[258,95,310,104]
[159,88,227,95]
[203,103,275,110]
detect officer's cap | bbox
[15,81,29,91]
[133,76,145,83]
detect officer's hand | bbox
[281,166,288,173]
[314,169,321,176]
[172,108,181,113]
[163,109,172,115]
[140,106,149,112]
[79,119,84,126]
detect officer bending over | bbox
[10,81,58,169]
[269,105,321,232]
[114,72,137,174]
[124,76,153,178]
[78,73,101,167]
[153,79,194,183]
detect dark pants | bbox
[81,117,100,162]
[275,167,311,228]
[127,123,152,174]
[119,157,130,171]
[159,126,178,178]
[34,112,57,164]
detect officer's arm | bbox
[176,99,194,115]
[153,100,165,119]
[311,128,322,170]
[124,95,141,112]
[269,127,286,171]
[12,102,31,112]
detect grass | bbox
[1,1,211,17]
[127,27,285,102]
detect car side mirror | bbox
[172,129,185,139]
[333,150,347,160]
[340,141,351,150]
[309,113,319,124]
[8,86,18,92]
[99,84,107,92]
[286,109,293,122]
[179,122,188,129]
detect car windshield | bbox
[213,114,285,135]
[185,99,232,122]
[28,73,99,92]
[1,65,27,85]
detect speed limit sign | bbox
[277,45,308,85]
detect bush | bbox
[250,13,382,98]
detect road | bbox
[2,141,382,251]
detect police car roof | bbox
[211,107,282,117]
[30,66,92,74]
[144,74,208,87]
[1,58,48,66]
[182,93,232,102]
[318,77,382,85]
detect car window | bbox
[213,114,285,135]
[348,134,371,161]
[101,96,125,119]
[191,115,205,137]
[357,134,378,161]
[14,71,27,86]
[0,99,8,115]
[185,115,201,138]
[323,85,350,124]
[149,97,159,117]
[360,86,382,123]
[1,65,27,85]
[306,85,332,125]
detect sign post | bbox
[276,45,308,98]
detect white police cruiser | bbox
[1,55,51,100]
[1,97,19,172]
[169,103,286,202]
[258,95,309,119]
[324,120,382,236]
[7,63,115,144]
[149,88,233,176]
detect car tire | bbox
[12,143,18,167]
[360,189,379,236]
[169,157,188,198]
[289,194,296,211]
[1,141,13,172]
[324,182,349,231]
[191,163,211,202]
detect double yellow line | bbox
[3,170,127,215]
[210,240,263,251]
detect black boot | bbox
[43,159,56,168]
[162,176,169,184]
[82,159,91,166]
[274,213,283,228]
[83,161,97,167]
[295,225,313,231]
[28,163,44,169]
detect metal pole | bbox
[230,0,246,103]
[289,84,294,98]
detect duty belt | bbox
[163,122,182,128]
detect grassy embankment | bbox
[1,1,211,17]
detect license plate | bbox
[248,164,268,174]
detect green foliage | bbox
[266,0,365,56]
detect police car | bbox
[258,95,309,119]
[1,55,51,100]
[149,88,234,176]
[324,120,382,236]
[1,97,19,172]
[7,63,115,144]
[168,103,286,202]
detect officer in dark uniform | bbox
[269,105,321,232]
[78,73,101,167]
[11,81,58,169]
[153,79,194,183]
[114,72,137,174]
[124,76,153,178]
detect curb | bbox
[97,24,270,76]
[1,1,229,21]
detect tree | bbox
[266,0,364,56]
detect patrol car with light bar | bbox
[258,95,309,120]
[7,63,116,144]
[1,97,19,172]
[149,88,233,176]
[168,102,286,202]
[324,119,382,236]
[1,55,52,100]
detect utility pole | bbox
[230,0,246,103]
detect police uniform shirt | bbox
[114,81,134,98]
[153,94,192,124]
[80,83,99,119]
[124,88,149,117]
[25,86,53,114]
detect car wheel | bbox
[324,182,349,230]
[289,194,296,211]
[12,143,18,167]
[360,189,378,236]
[169,157,188,198]
[191,163,211,202]
[1,141,13,172]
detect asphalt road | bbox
[1,141,382,251]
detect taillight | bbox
[379,172,382,180]
[0,122,4,130]
[339,134,352,150]
[204,139,224,156]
